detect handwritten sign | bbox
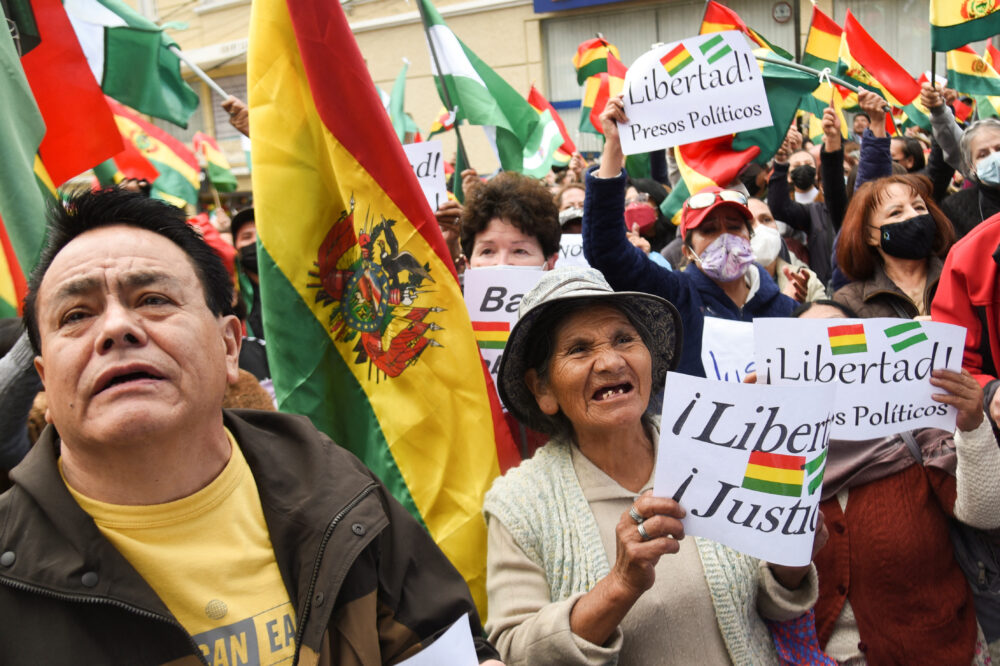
[754,318,966,439]
[402,139,448,212]
[701,317,754,383]
[463,267,545,391]
[654,372,835,566]
[557,233,588,267]
[619,31,772,155]
[398,613,478,666]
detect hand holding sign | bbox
[929,368,984,432]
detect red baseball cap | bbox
[679,186,752,239]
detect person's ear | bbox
[220,315,243,385]
[543,254,559,271]
[525,368,559,416]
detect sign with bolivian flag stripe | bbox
[741,451,804,498]
[472,321,509,350]
[107,98,200,207]
[248,0,517,616]
[700,0,793,60]
[931,0,1000,52]
[660,42,693,77]
[0,16,57,317]
[828,323,867,355]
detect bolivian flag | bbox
[931,0,1000,52]
[193,132,238,193]
[579,51,627,135]
[701,0,793,60]
[660,136,760,225]
[828,323,867,355]
[947,45,1000,97]
[472,321,509,350]
[573,37,620,86]
[527,85,576,166]
[106,98,200,208]
[837,10,921,109]
[248,0,518,617]
[802,5,840,72]
[742,451,805,498]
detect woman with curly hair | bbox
[460,172,561,270]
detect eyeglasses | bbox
[685,190,748,210]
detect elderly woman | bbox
[584,97,803,377]
[483,266,821,665]
[833,174,954,318]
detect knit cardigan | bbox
[483,437,778,666]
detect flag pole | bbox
[930,50,937,97]
[415,0,471,173]
[755,54,892,113]
[169,45,230,99]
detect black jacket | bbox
[0,410,497,665]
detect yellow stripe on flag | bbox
[805,29,839,60]
[34,156,57,198]
[830,333,866,347]
[474,331,509,343]
[745,464,804,485]
[0,246,15,310]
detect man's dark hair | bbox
[23,189,233,354]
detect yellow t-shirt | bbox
[62,430,296,665]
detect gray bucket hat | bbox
[497,265,683,434]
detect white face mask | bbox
[976,150,1000,187]
[750,225,782,266]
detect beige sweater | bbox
[485,443,817,665]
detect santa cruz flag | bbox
[248,0,517,616]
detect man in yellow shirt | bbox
[0,188,501,665]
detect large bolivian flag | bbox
[248,0,517,616]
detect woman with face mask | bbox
[582,97,800,378]
[940,118,1000,239]
[833,174,955,318]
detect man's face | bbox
[33,225,241,451]
[853,114,869,135]
[234,221,258,251]
[891,139,914,171]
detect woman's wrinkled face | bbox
[527,305,652,438]
[866,183,928,246]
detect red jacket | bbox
[932,212,1000,407]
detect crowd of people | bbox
[3,79,1000,665]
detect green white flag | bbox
[418,0,538,172]
[389,59,420,142]
[64,0,199,127]
[521,110,564,178]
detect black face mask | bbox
[239,243,259,274]
[790,165,817,190]
[878,213,936,259]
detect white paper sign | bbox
[619,31,772,155]
[701,317,755,383]
[654,372,835,566]
[397,613,478,666]
[754,318,966,439]
[403,139,448,212]
[557,233,589,267]
[463,267,545,387]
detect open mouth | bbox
[96,370,164,395]
[592,383,633,401]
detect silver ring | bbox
[637,523,651,541]
[628,506,644,524]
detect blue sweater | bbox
[582,168,798,377]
